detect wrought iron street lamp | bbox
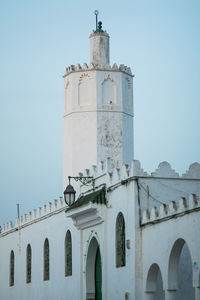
[63,181,76,206]
[63,176,94,206]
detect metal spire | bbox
[94,10,99,31]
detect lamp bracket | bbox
[68,176,94,187]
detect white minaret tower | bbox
[63,14,134,188]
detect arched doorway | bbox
[168,238,194,300]
[86,237,102,300]
[145,263,165,300]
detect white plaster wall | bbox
[122,113,134,165]
[105,182,136,300]
[1,162,200,300]
[73,178,137,300]
[0,210,81,300]
[0,171,138,300]
[141,210,200,299]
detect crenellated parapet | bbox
[0,197,65,235]
[75,159,200,190]
[1,160,200,235]
[142,194,200,225]
[63,62,133,77]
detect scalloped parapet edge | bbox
[151,161,180,178]
[182,162,200,178]
[142,194,199,225]
[71,160,200,182]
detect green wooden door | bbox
[95,247,102,300]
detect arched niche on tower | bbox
[78,73,93,106]
[102,75,116,105]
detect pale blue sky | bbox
[0,0,200,225]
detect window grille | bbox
[65,230,72,276]
[116,212,126,267]
[26,244,31,283]
[9,250,14,286]
[44,238,49,281]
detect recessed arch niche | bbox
[78,73,93,106]
[102,75,116,105]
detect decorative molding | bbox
[63,62,132,77]
[151,162,179,178]
[78,73,90,85]
[182,162,200,178]
[101,74,116,105]
[66,202,105,230]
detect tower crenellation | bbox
[64,62,132,76]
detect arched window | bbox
[116,212,126,268]
[65,230,72,276]
[44,238,49,281]
[9,250,14,286]
[26,244,31,283]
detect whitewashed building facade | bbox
[0,20,200,300]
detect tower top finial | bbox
[94,10,104,33]
[94,10,99,31]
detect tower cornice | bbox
[89,31,110,38]
[63,65,134,78]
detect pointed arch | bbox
[78,73,92,106]
[43,238,49,281]
[116,212,126,268]
[65,230,72,276]
[26,244,32,283]
[9,250,14,286]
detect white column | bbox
[165,290,176,300]
[195,287,200,300]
